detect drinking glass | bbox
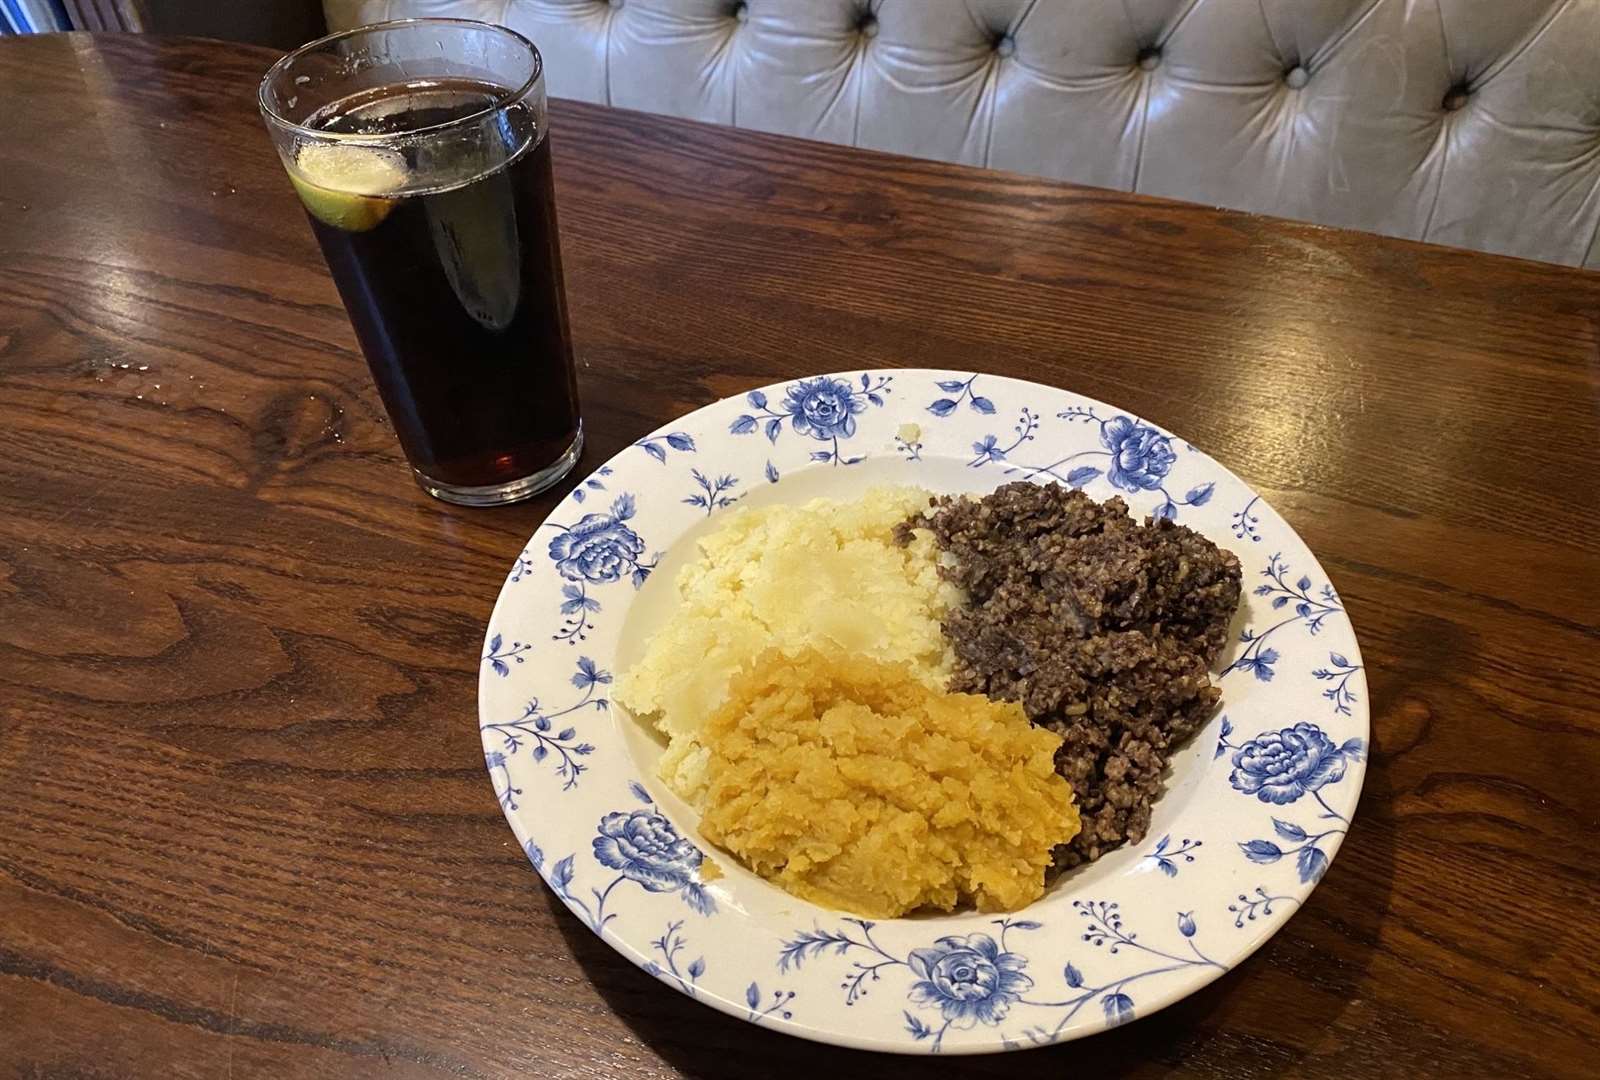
[260,19,582,505]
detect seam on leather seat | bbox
[1471,0,1573,88]
[603,1,614,107]
[1433,0,1455,80]
[1118,0,1140,44]
[701,20,737,127]
[1473,104,1598,142]
[1308,0,1387,69]
[804,39,863,144]
[1280,79,1302,186]
[1015,0,1042,36]
[1256,0,1285,66]
[1418,115,1452,244]
[958,0,987,39]
[870,54,990,97]
[1143,73,1291,102]
[1159,0,1206,47]
[853,44,864,148]
[1484,112,1600,140]
[1559,150,1599,268]
[981,53,1001,168]
[1130,64,1153,193]
[1006,62,1140,95]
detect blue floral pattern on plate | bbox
[479,369,1368,1055]
[1220,721,1366,884]
[481,656,609,798]
[931,380,1215,521]
[779,904,1225,1052]
[1139,834,1203,877]
[1222,552,1342,682]
[527,493,661,645]
[730,373,893,465]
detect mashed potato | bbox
[615,487,958,806]
[698,648,1079,916]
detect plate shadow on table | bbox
[543,753,1398,1080]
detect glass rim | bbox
[258,17,544,145]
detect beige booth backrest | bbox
[326,0,1600,268]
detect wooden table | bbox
[2,32,1596,1080]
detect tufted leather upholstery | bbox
[324,1,1600,268]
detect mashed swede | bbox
[698,648,1079,917]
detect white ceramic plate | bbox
[478,370,1367,1054]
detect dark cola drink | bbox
[262,23,582,505]
[296,79,580,502]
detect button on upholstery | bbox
[1443,86,1470,111]
[859,14,878,38]
[1285,66,1309,89]
[1137,47,1161,71]
[995,35,1015,59]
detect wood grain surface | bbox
[2,32,1598,1080]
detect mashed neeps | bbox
[697,648,1080,917]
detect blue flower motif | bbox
[970,434,1007,464]
[783,376,866,441]
[906,934,1032,1030]
[1102,992,1135,1027]
[1232,646,1280,682]
[592,809,703,893]
[1229,722,1349,804]
[571,656,612,691]
[1101,415,1177,492]
[548,496,646,585]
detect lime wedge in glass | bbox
[291,143,408,232]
